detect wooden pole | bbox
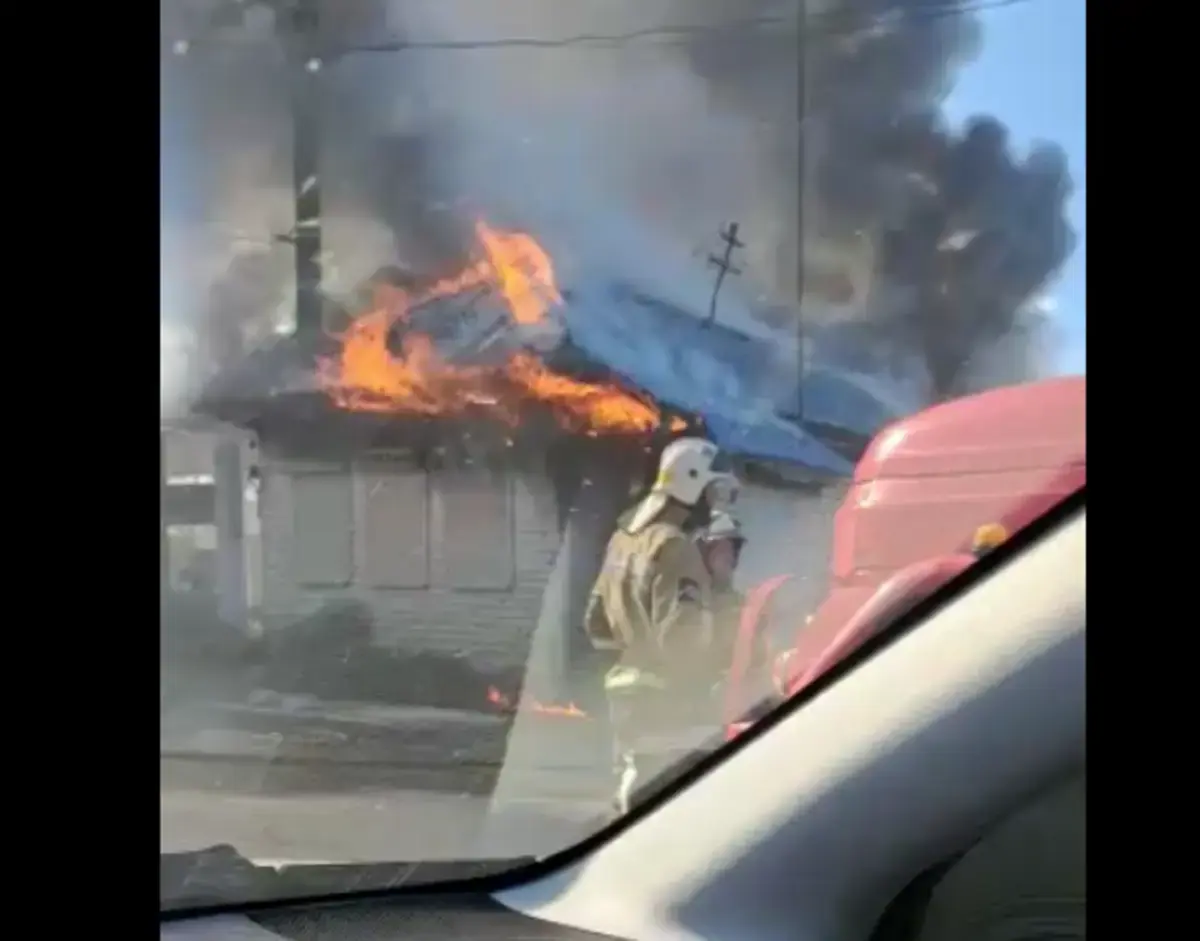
[285,0,325,337]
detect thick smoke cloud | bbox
[160,0,1076,409]
[329,0,796,336]
[672,0,1076,398]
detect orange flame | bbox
[317,221,683,436]
[486,685,513,710]
[529,699,589,719]
[485,685,589,720]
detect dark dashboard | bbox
[163,896,622,941]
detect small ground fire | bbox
[487,685,589,720]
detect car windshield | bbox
[160,0,1085,912]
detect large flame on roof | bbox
[317,221,681,435]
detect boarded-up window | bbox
[430,468,515,590]
[357,463,429,588]
[290,472,354,587]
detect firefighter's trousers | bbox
[605,683,705,816]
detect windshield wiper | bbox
[161,845,536,913]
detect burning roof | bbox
[196,221,858,476]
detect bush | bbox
[161,590,266,707]
[259,601,525,711]
[161,590,262,666]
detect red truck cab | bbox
[725,376,1086,736]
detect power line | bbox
[351,0,1037,54]
[346,13,797,54]
[167,0,1044,60]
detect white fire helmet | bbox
[696,511,745,549]
[625,437,740,535]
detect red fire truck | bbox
[723,375,1086,738]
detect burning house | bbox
[194,221,900,699]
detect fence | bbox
[161,423,260,629]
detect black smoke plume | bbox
[160,0,1077,404]
[678,0,1077,399]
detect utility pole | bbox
[705,222,745,328]
[186,0,326,337]
[794,0,809,422]
[161,431,170,595]
[196,0,326,336]
[280,0,325,338]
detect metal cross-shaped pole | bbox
[704,222,745,328]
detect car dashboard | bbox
[163,897,624,941]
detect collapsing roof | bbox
[194,280,907,478]
[557,285,908,457]
[552,285,856,476]
[194,220,904,478]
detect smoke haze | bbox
[160,0,1076,411]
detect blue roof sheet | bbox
[800,366,906,440]
[197,281,904,479]
[558,286,855,476]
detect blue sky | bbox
[942,0,1086,374]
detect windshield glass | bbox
[160,0,1085,911]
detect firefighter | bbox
[584,436,740,815]
[695,511,747,667]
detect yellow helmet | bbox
[971,522,1009,554]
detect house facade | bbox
[253,439,847,674]
[187,281,901,680]
[255,444,561,671]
